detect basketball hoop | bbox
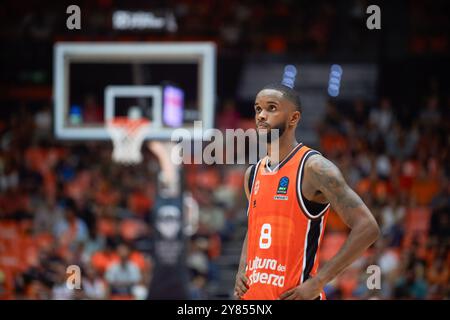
[107,117,151,164]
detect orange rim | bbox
[107,117,151,134]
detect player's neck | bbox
[267,135,299,167]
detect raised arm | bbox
[280,154,379,300]
[234,165,253,299]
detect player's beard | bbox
[258,121,287,144]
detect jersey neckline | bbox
[264,142,304,173]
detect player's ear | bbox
[290,110,301,126]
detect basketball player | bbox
[234,71,380,300]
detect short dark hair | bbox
[261,83,302,112]
[64,197,77,213]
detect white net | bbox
[107,118,151,164]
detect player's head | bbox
[117,244,131,263]
[254,65,301,141]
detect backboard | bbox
[53,42,216,141]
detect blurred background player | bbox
[145,141,190,299]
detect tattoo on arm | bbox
[306,155,364,213]
[305,155,379,286]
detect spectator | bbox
[370,97,394,134]
[394,263,427,299]
[53,198,89,251]
[104,244,142,297]
[189,274,208,299]
[82,266,108,300]
[426,257,449,299]
[187,238,210,276]
[385,124,417,160]
[419,95,441,128]
[51,264,75,300]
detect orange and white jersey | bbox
[242,144,330,300]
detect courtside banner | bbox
[0,300,439,319]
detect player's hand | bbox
[234,272,249,299]
[278,276,323,300]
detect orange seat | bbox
[0,250,20,271]
[130,252,147,271]
[320,232,347,263]
[34,233,54,249]
[91,251,119,274]
[338,268,359,299]
[120,219,146,242]
[18,220,33,236]
[402,207,431,253]
[405,207,431,234]
[17,237,38,271]
[97,217,116,237]
[0,222,21,269]
[326,209,349,232]
[225,170,244,191]
[127,192,152,217]
[0,221,20,241]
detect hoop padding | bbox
[107,117,151,164]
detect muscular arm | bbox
[281,154,380,299]
[234,165,252,299]
[237,233,248,276]
[306,154,380,286]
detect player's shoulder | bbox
[300,147,325,168]
[244,164,255,198]
[304,150,325,167]
[302,150,341,179]
[246,163,259,185]
[244,164,254,179]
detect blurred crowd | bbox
[0,87,448,300]
[0,101,248,299]
[316,93,449,299]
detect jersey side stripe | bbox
[296,150,331,219]
[301,215,324,283]
[246,159,262,216]
[300,219,311,284]
[248,164,256,193]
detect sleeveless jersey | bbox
[242,144,330,300]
